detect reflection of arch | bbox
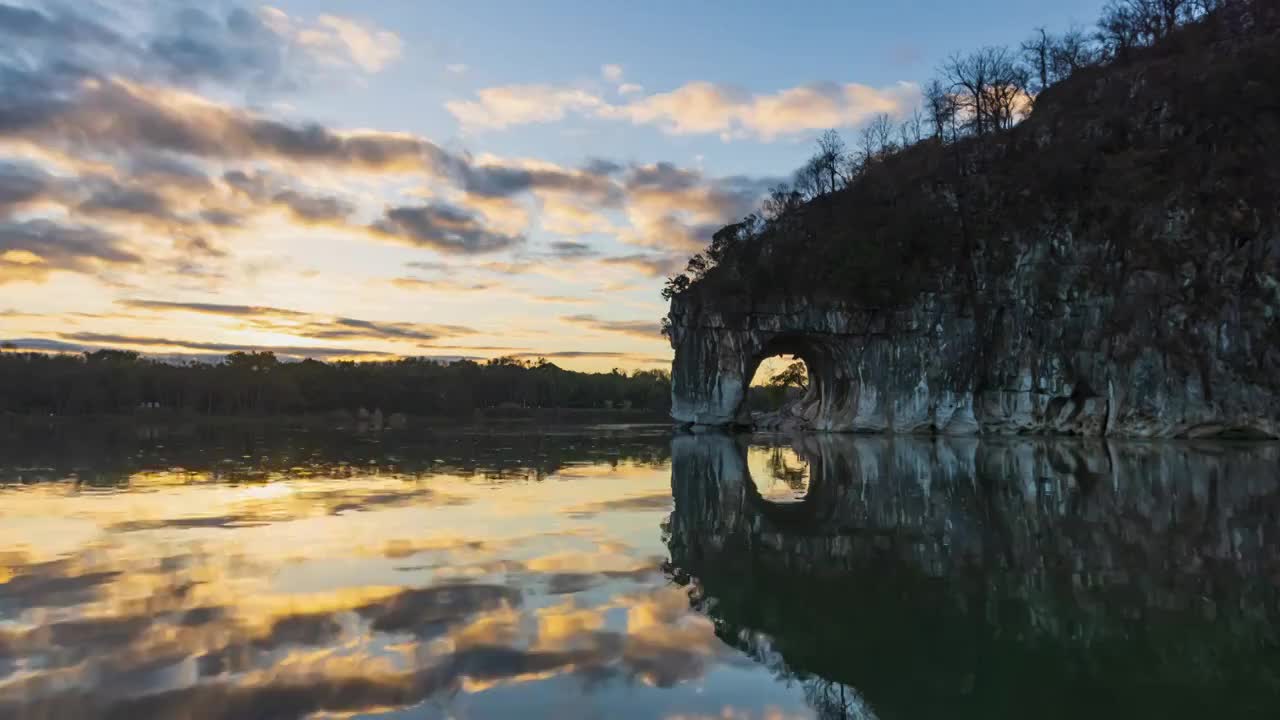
[740,440,825,529]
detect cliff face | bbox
[667,267,1279,438]
[667,27,1280,438]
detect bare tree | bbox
[814,129,848,193]
[1098,0,1196,57]
[941,46,1026,137]
[898,108,926,147]
[793,155,826,199]
[761,183,803,220]
[923,79,956,140]
[859,113,896,165]
[985,63,1032,130]
[838,151,864,181]
[1049,26,1100,79]
[1021,27,1052,93]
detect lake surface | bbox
[1,421,1278,719]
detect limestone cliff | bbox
[667,23,1280,438]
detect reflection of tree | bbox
[804,678,876,720]
[766,447,809,491]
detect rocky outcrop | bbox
[666,24,1280,439]
[667,278,1280,437]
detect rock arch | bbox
[666,298,981,433]
[665,296,1279,437]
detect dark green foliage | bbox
[0,351,671,417]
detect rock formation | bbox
[667,288,1279,437]
[666,21,1280,438]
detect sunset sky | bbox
[1,0,1106,371]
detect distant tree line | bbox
[0,349,671,417]
[661,0,1278,313]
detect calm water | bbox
[1,422,1278,719]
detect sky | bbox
[0,0,1108,372]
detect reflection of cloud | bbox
[0,452,748,720]
[562,493,674,518]
[358,583,522,635]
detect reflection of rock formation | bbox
[667,433,1280,719]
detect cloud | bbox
[610,80,921,140]
[390,276,495,292]
[294,14,404,73]
[598,253,683,278]
[373,203,524,254]
[445,77,916,139]
[562,314,662,339]
[119,298,304,317]
[447,79,918,140]
[1,74,439,172]
[0,2,397,96]
[119,298,478,344]
[77,181,176,221]
[222,169,354,223]
[446,63,468,75]
[512,350,646,359]
[144,5,291,89]
[306,317,470,343]
[447,85,605,131]
[457,161,622,212]
[0,161,52,214]
[55,332,392,359]
[547,241,598,259]
[0,218,141,283]
[619,163,774,252]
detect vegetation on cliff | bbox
[664,0,1280,329]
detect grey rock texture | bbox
[667,270,1280,437]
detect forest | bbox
[0,349,672,417]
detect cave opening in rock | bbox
[747,354,810,412]
[741,335,829,431]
